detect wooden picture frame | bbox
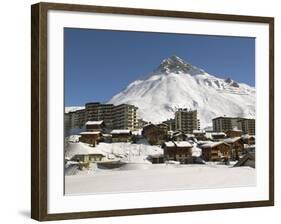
[31,2,274,221]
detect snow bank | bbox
[65,164,256,195]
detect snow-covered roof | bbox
[175,141,193,147]
[193,130,205,134]
[242,134,255,140]
[197,140,213,145]
[111,129,131,134]
[163,141,192,148]
[201,141,226,149]
[149,153,164,158]
[85,120,104,125]
[224,137,241,144]
[212,132,226,136]
[163,141,175,147]
[80,131,101,135]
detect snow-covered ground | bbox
[65,164,256,195]
[65,139,255,195]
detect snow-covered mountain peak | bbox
[108,56,255,128]
[154,55,205,75]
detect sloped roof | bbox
[80,131,100,135]
[163,141,175,147]
[163,141,192,148]
[175,141,193,147]
[201,141,228,149]
[224,137,241,144]
[242,134,255,140]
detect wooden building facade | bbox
[142,123,168,145]
[111,129,132,142]
[200,142,231,161]
[79,132,101,146]
[162,141,193,164]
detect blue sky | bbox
[64,28,255,106]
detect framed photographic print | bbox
[31,2,274,221]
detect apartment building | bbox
[175,109,199,134]
[113,104,138,130]
[212,116,241,132]
[85,102,114,129]
[237,118,256,135]
[64,111,75,134]
[65,102,138,131]
[74,109,85,128]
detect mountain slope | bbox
[108,56,255,128]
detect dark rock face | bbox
[225,78,239,88]
[225,78,232,83]
[154,55,204,75]
[230,82,240,88]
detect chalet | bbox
[148,154,164,164]
[142,123,168,145]
[79,131,101,146]
[162,141,193,164]
[66,143,106,169]
[225,129,243,138]
[241,134,255,145]
[71,151,106,163]
[234,152,255,168]
[193,130,206,140]
[111,129,132,142]
[85,120,105,132]
[224,137,244,160]
[200,141,231,161]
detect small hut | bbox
[85,120,105,132]
[111,129,132,142]
[79,131,101,146]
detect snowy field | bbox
[65,140,255,195]
[65,164,256,195]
